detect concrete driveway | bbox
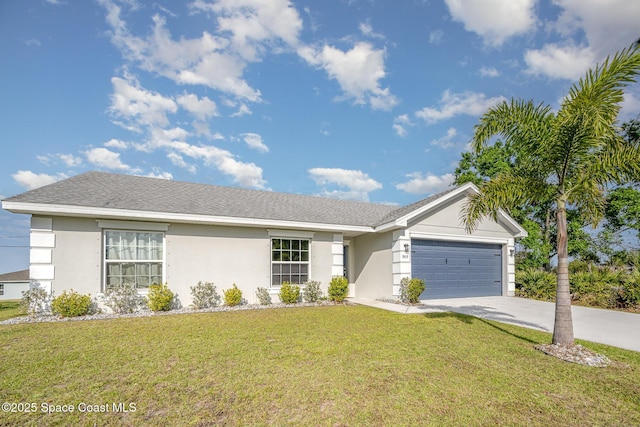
[349,296,640,353]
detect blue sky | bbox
[1,0,639,274]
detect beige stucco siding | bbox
[165,224,268,305]
[166,225,335,304]
[351,231,393,299]
[48,216,102,297]
[40,217,337,306]
[406,196,514,238]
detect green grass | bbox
[0,300,22,321]
[1,305,639,426]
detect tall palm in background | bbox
[463,43,640,346]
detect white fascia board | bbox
[409,231,511,245]
[2,201,373,234]
[497,209,528,238]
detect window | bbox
[104,231,164,290]
[0,284,3,296]
[271,238,309,286]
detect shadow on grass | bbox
[422,311,542,344]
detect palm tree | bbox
[463,42,640,346]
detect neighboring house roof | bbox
[0,269,29,282]
[2,171,527,237]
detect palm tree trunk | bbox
[552,197,574,345]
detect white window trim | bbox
[102,229,166,293]
[269,235,312,289]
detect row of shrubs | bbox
[20,276,352,318]
[516,268,640,309]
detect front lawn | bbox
[1,305,639,426]
[0,300,22,321]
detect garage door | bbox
[411,239,502,299]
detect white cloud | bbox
[444,0,536,47]
[621,89,640,122]
[299,42,398,111]
[143,131,267,188]
[12,171,67,190]
[308,167,382,201]
[104,138,129,150]
[25,39,41,47]
[84,147,132,171]
[36,153,83,167]
[176,93,219,120]
[100,1,261,101]
[101,0,304,103]
[167,152,197,174]
[230,103,252,117]
[551,0,640,58]
[145,170,173,180]
[430,127,458,149]
[524,43,595,80]
[479,66,500,77]
[393,114,413,137]
[396,172,454,195]
[109,73,177,131]
[429,30,444,45]
[58,154,84,167]
[359,22,385,40]
[241,133,269,153]
[523,1,640,80]
[415,90,506,124]
[190,0,303,61]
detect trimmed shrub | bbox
[569,271,620,308]
[20,285,52,317]
[190,281,221,309]
[302,280,322,303]
[399,277,426,304]
[619,271,640,308]
[515,269,556,301]
[51,290,92,318]
[279,282,301,304]
[147,283,174,312]
[102,285,146,314]
[255,287,272,305]
[223,284,243,307]
[328,276,349,303]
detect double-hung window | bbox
[104,231,164,290]
[271,238,309,286]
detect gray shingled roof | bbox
[3,172,390,227]
[3,172,460,228]
[0,269,29,282]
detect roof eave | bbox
[1,201,375,234]
[497,209,528,238]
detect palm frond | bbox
[566,177,606,227]
[472,99,554,155]
[560,43,640,138]
[590,134,640,185]
[462,174,544,233]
